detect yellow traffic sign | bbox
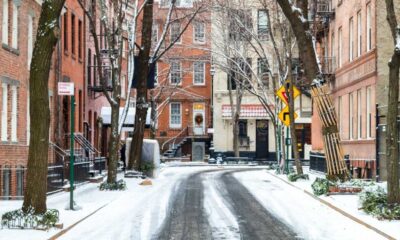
[278,106,298,127]
[276,81,300,105]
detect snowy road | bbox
[55,166,388,240]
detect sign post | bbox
[58,82,75,210]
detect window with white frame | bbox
[338,27,342,67]
[122,39,126,58]
[161,0,193,8]
[367,3,372,51]
[349,18,354,62]
[154,62,158,85]
[28,14,33,69]
[257,10,269,40]
[2,0,9,45]
[193,22,205,43]
[357,89,362,139]
[11,85,17,142]
[193,61,205,85]
[152,24,158,46]
[170,61,181,84]
[1,83,8,141]
[170,22,181,43]
[170,102,181,128]
[11,1,19,49]
[349,93,353,139]
[121,74,126,99]
[357,11,362,57]
[366,86,372,138]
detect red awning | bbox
[222,104,273,118]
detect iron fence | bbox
[309,151,327,173]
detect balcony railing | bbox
[320,57,336,75]
[316,0,334,16]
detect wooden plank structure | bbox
[311,84,349,180]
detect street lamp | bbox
[210,66,216,128]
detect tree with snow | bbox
[23,0,67,214]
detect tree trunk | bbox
[128,0,154,170]
[386,51,400,204]
[107,104,120,183]
[384,0,400,206]
[288,79,303,174]
[23,0,66,214]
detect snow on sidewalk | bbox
[0,166,216,240]
[233,170,390,240]
[272,168,400,240]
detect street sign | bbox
[276,81,300,105]
[58,82,74,96]
[278,106,298,127]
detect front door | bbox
[256,120,269,159]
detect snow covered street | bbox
[1,166,396,240]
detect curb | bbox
[48,202,110,240]
[265,171,396,240]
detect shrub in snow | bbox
[99,179,127,191]
[359,186,400,220]
[1,207,59,230]
[311,177,336,196]
[287,173,309,182]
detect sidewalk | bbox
[266,168,399,240]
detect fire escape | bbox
[311,0,336,83]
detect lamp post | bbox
[210,65,216,128]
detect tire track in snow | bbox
[203,170,241,240]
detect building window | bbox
[258,58,269,88]
[16,166,24,198]
[88,49,92,86]
[367,86,372,138]
[121,74,126,99]
[258,10,269,40]
[357,89,362,139]
[161,0,193,8]
[63,11,68,52]
[11,1,18,49]
[78,19,82,59]
[154,63,158,85]
[122,39,126,58]
[229,9,252,41]
[170,102,181,128]
[11,85,17,142]
[170,22,181,43]
[367,3,372,51]
[349,18,354,62]
[2,0,8,45]
[152,24,158,46]
[1,83,8,141]
[228,58,252,90]
[331,32,335,68]
[28,15,33,69]
[2,166,11,199]
[239,120,249,146]
[349,93,353,139]
[338,27,342,67]
[193,22,205,43]
[193,61,205,85]
[357,11,362,57]
[170,61,182,84]
[71,13,75,55]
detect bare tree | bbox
[23,0,66,214]
[78,0,129,184]
[384,0,400,204]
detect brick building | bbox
[0,0,56,199]
[148,0,212,161]
[311,0,399,179]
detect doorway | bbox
[256,120,269,159]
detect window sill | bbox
[71,54,76,60]
[193,83,206,87]
[64,50,69,56]
[2,44,20,56]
